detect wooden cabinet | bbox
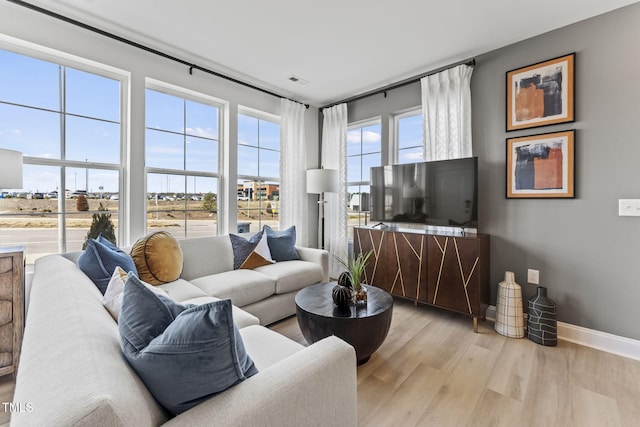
[355,228,429,303]
[0,247,24,377]
[354,227,489,331]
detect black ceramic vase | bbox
[527,286,557,346]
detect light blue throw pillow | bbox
[263,225,299,261]
[118,274,258,415]
[77,235,138,294]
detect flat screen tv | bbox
[370,157,478,228]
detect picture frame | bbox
[506,130,575,198]
[506,53,575,131]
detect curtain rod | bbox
[321,58,476,110]
[7,0,310,109]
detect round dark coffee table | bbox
[295,282,393,364]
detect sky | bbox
[0,48,422,196]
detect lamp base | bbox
[317,197,326,250]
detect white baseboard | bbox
[485,305,640,361]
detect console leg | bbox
[473,317,478,333]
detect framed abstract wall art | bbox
[506,130,575,198]
[506,53,575,131]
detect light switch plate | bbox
[527,269,539,285]
[619,199,640,216]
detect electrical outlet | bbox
[527,269,539,285]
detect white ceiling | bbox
[23,0,640,107]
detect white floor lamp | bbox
[306,168,338,250]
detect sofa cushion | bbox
[78,236,138,294]
[239,325,304,370]
[119,275,258,415]
[254,260,324,294]
[264,225,300,261]
[229,230,274,270]
[190,269,276,307]
[178,236,235,280]
[156,278,209,301]
[130,231,183,285]
[181,296,260,328]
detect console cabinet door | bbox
[384,231,427,303]
[426,236,484,316]
[354,228,390,291]
[355,228,427,303]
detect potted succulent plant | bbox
[334,250,373,304]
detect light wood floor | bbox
[271,299,640,427]
[1,300,638,427]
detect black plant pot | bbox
[332,284,352,308]
[527,286,557,346]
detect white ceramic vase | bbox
[494,271,525,338]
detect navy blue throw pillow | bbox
[263,225,299,261]
[77,236,138,294]
[118,275,258,415]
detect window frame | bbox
[392,107,423,165]
[346,117,382,233]
[144,79,225,238]
[0,36,129,256]
[236,106,281,233]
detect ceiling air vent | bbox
[288,75,309,85]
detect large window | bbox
[0,48,123,263]
[346,120,381,237]
[396,111,424,164]
[145,84,221,239]
[237,110,280,233]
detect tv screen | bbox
[370,157,478,228]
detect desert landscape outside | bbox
[0,195,280,263]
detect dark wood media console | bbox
[353,226,490,332]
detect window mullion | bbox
[59,65,67,253]
[183,99,187,172]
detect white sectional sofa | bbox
[174,235,329,325]
[11,235,357,426]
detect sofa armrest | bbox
[295,246,329,283]
[164,335,356,427]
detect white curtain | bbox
[279,98,308,246]
[321,103,348,279]
[421,64,474,160]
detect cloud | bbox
[347,130,381,144]
[186,127,216,139]
[12,129,22,135]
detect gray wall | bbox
[348,3,640,340]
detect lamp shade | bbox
[0,149,23,189]
[307,168,338,194]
